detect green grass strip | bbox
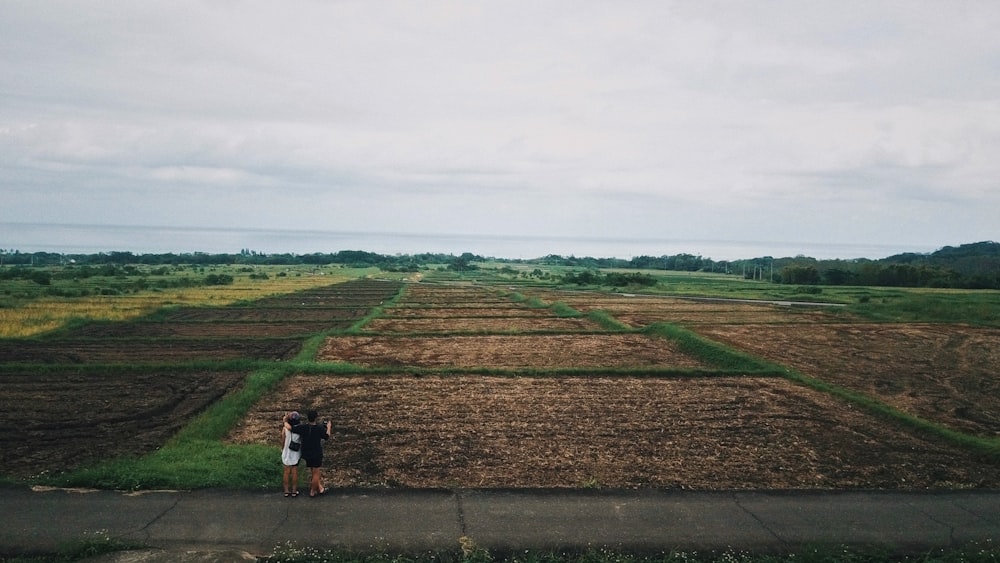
[643,323,781,373]
[504,290,548,308]
[523,296,548,308]
[646,322,1000,457]
[46,365,293,490]
[549,301,583,318]
[780,368,1000,459]
[295,285,409,360]
[585,310,631,331]
[505,290,526,302]
[344,284,408,333]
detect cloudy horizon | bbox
[2,1,998,259]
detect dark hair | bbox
[307,410,318,422]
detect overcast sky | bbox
[2,1,998,258]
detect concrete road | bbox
[2,486,998,560]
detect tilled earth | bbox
[4,280,999,490]
[236,284,1000,490]
[317,334,709,369]
[0,279,403,479]
[692,322,1000,437]
[1,368,247,478]
[231,374,1000,489]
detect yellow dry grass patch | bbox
[0,273,359,338]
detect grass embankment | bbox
[644,321,1000,459]
[295,283,409,359]
[643,323,783,374]
[47,364,291,490]
[780,368,1000,460]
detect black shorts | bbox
[303,455,323,468]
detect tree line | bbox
[773,241,1000,289]
[2,241,998,289]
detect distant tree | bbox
[563,270,600,285]
[822,268,854,285]
[204,273,234,285]
[29,270,52,285]
[448,255,478,271]
[781,265,820,285]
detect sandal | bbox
[291,491,299,497]
[284,492,291,497]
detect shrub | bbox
[204,274,234,286]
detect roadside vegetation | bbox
[5,539,999,563]
[261,542,1000,563]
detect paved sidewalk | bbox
[2,486,999,559]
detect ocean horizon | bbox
[1,222,936,262]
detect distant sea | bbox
[0,222,934,262]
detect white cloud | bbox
[1,0,998,256]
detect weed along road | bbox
[2,487,1000,558]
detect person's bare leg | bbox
[310,468,321,496]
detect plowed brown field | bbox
[231,374,1000,489]
[363,316,603,333]
[1,369,246,478]
[317,334,708,369]
[693,323,1000,437]
[521,291,849,327]
[4,280,999,491]
[0,279,403,479]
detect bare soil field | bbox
[4,278,998,491]
[0,279,404,480]
[253,282,403,305]
[0,338,302,363]
[694,323,1000,437]
[520,290,848,327]
[386,307,553,317]
[63,321,341,338]
[1,368,246,478]
[317,334,709,369]
[230,374,1000,489]
[160,307,372,322]
[363,316,604,333]
[399,284,503,302]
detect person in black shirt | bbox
[288,409,331,497]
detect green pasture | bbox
[465,263,1000,327]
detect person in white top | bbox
[281,411,302,497]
